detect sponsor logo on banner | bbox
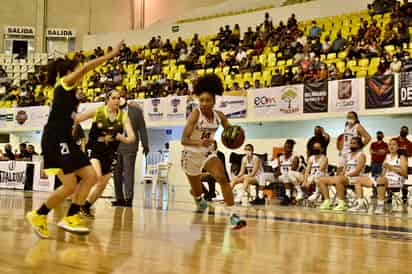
[303,80,328,113]
[15,110,28,125]
[331,79,360,112]
[165,96,186,120]
[399,72,412,107]
[0,161,26,190]
[365,74,394,109]
[144,98,164,121]
[215,96,247,118]
[252,85,302,117]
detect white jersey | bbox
[385,154,405,188]
[242,155,262,177]
[342,124,359,154]
[344,151,365,184]
[278,154,296,176]
[184,108,221,153]
[308,155,326,177]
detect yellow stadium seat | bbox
[327,53,337,60]
[277,60,286,66]
[370,57,380,67]
[286,59,294,66]
[384,45,395,54]
[336,61,346,73]
[356,70,367,78]
[252,72,262,81]
[206,68,214,74]
[358,59,369,67]
[338,51,348,59]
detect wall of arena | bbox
[82,0,370,50]
[0,0,228,51]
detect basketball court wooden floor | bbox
[0,189,411,274]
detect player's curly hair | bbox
[192,74,224,98]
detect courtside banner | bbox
[330,79,360,112]
[164,96,187,120]
[303,80,328,113]
[399,71,412,107]
[251,85,302,117]
[215,96,247,118]
[13,106,49,128]
[0,161,27,190]
[365,74,394,109]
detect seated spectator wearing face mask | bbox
[370,131,388,178]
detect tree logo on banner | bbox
[281,88,298,113]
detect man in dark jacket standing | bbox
[112,91,149,207]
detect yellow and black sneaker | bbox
[26,210,50,239]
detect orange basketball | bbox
[221,125,245,149]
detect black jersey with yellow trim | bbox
[45,77,79,135]
[88,105,125,144]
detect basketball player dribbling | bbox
[25,41,123,238]
[181,74,246,229]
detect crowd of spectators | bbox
[1,0,412,107]
[0,143,38,161]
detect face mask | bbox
[119,97,127,109]
[347,119,355,125]
[400,131,408,137]
[246,151,252,157]
[377,136,383,141]
[312,148,321,155]
[350,147,358,152]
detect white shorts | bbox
[181,150,217,176]
[279,171,303,185]
[338,152,349,168]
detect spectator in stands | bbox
[309,20,322,39]
[322,36,332,54]
[174,37,187,53]
[402,52,412,71]
[287,13,297,29]
[306,126,330,159]
[254,79,262,89]
[342,68,354,79]
[370,131,388,178]
[311,38,323,55]
[270,69,286,87]
[400,0,412,20]
[377,57,391,75]
[231,24,241,46]
[243,81,251,90]
[382,23,400,46]
[232,82,242,91]
[390,55,403,72]
[328,63,340,80]
[331,32,346,53]
[243,27,254,48]
[3,144,15,160]
[316,63,329,81]
[292,66,305,83]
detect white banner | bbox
[144,98,166,121]
[5,26,35,36]
[0,108,15,129]
[164,96,187,120]
[215,96,247,118]
[46,28,76,38]
[0,161,27,190]
[251,85,303,117]
[32,157,55,192]
[331,79,360,112]
[13,106,50,128]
